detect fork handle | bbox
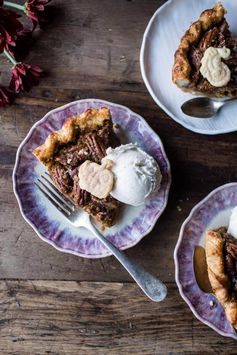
[88,223,167,302]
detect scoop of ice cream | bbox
[101,143,162,206]
[228,206,237,239]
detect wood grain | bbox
[1,0,237,281]
[0,280,236,354]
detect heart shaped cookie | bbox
[79,160,114,199]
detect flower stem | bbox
[4,49,18,66]
[3,1,25,11]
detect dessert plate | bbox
[140,0,237,135]
[13,99,171,258]
[174,183,237,339]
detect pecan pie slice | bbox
[206,228,237,329]
[33,107,120,227]
[172,2,237,97]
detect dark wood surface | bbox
[1,0,237,353]
[1,281,237,354]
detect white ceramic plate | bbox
[140,0,237,135]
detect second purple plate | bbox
[174,183,237,340]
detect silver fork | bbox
[35,174,167,302]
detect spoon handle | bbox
[223,97,237,103]
[88,222,167,302]
[216,97,237,107]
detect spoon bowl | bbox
[181,97,236,118]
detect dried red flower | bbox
[0,87,14,106]
[25,0,51,26]
[6,29,33,61]
[0,8,23,52]
[10,63,44,93]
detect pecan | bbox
[84,134,106,162]
[55,141,90,167]
[218,20,230,48]
[85,195,120,225]
[199,27,219,52]
[97,124,110,145]
[190,46,203,69]
[225,253,235,276]
[50,163,73,194]
[69,166,80,178]
[72,174,90,207]
[218,32,227,48]
[223,234,237,298]
[225,56,237,67]
[97,123,120,148]
[226,241,237,259]
[197,79,214,93]
[219,20,229,35]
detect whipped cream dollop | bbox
[101,143,162,206]
[200,47,231,87]
[228,206,237,239]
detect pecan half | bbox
[72,174,90,207]
[84,134,106,162]
[199,27,219,52]
[50,163,73,194]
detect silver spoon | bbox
[181,97,237,118]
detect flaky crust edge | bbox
[172,2,226,88]
[33,107,111,167]
[206,230,237,329]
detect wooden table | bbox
[1,0,237,353]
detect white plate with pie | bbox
[140,0,237,135]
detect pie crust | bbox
[206,229,237,329]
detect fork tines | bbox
[35,174,75,217]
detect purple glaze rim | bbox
[174,183,237,340]
[13,99,171,259]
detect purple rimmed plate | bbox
[174,183,237,340]
[13,99,171,259]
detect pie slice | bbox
[33,107,121,227]
[206,228,237,329]
[172,2,237,97]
